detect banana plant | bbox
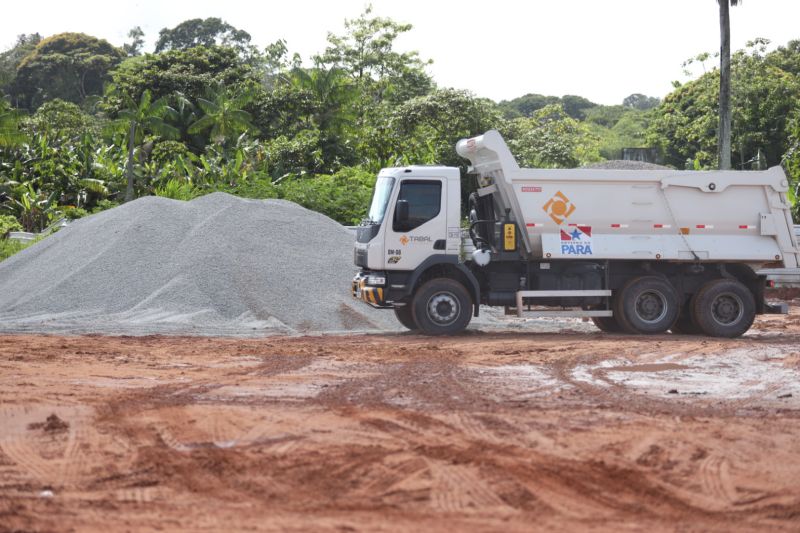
[2,184,60,233]
[107,87,180,202]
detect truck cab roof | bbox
[378,166,460,181]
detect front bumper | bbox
[352,272,390,308]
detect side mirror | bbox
[395,199,409,223]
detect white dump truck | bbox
[352,130,799,337]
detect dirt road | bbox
[1,304,800,532]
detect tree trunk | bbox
[718,1,732,170]
[124,121,136,202]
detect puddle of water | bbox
[573,347,800,401]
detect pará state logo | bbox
[560,225,593,255]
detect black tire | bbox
[591,316,622,333]
[411,278,472,335]
[690,279,755,338]
[670,300,702,335]
[613,276,679,334]
[393,305,418,331]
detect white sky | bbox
[2,0,798,105]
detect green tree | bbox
[622,93,660,110]
[498,93,559,119]
[586,106,652,159]
[123,26,145,57]
[155,18,254,58]
[392,88,501,168]
[105,45,253,115]
[0,34,41,97]
[11,33,124,110]
[26,99,95,139]
[112,89,179,201]
[316,6,433,104]
[718,0,741,169]
[784,109,800,219]
[188,82,258,145]
[499,93,597,120]
[648,40,800,169]
[285,67,358,169]
[502,104,600,168]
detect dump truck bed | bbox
[457,131,800,270]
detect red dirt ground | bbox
[1,302,800,532]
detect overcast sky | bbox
[2,0,798,105]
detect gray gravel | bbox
[0,193,400,336]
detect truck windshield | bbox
[365,176,395,224]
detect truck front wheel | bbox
[411,278,472,335]
[690,279,755,338]
[393,305,418,331]
[591,316,622,333]
[614,276,679,334]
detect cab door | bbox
[384,179,447,271]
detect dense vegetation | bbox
[1,9,799,239]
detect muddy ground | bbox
[1,302,800,532]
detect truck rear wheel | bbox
[411,278,472,335]
[670,301,701,334]
[613,276,679,334]
[690,279,755,338]
[393,305,418,331]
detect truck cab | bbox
[354,166,462,271]
[352,165,482,333]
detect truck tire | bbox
[591,316,622,333]
[690,279,755,338]
[613,276,679,334]
[411,278,472,335]
[393,305,418,331]
[670,301,701,335]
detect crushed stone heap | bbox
[0,193,399,336]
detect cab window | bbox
[393,180,442,232]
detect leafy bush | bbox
[62,206,89,220]
[784,110,800,221]
[155,178,198,200]
[277,166,375,225]
[502,104,601,168]
[91,199,119,214]
[0,214,22,237]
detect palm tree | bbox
[718,0,740,170]
[188,82,258,145]
[113,89,179,202]
[288,67,355,133]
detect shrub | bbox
[91,199,119,214]
[277,166,375,225]
[0,215,22,238]
[62,206,89,220]
[155,178,198,200]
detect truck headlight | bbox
[367,274,386,286]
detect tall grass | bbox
[0,239,33,261]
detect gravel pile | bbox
[583,160,670,170]
[0,193,400,336]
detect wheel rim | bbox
[711,292,744,326]
[634,289,668,324]
[427,291,460,326]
